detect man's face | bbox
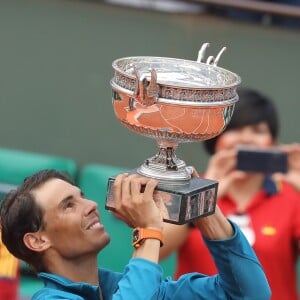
[33,178,110,259]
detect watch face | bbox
[132,229,139,243]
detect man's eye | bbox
[65,201,74,209]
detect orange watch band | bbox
[132,227,164,249]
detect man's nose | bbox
[84,198,98,214]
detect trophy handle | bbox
[197,42,210,63]
[133,67,159,106]
[213,47,227,66]
[206,55,215,65]
[197,43,227,66]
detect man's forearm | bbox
[193,206,234,240]
[133,239,161,263]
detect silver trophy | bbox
[106,43,241,224]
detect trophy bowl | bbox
[106,43,241,224]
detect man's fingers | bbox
[143,179,158,198]
[130,175,148,196]
[113,173,128,207]
[186,166,199,178]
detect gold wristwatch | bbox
[132,227,164,249]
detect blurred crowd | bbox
[104,0,300,28]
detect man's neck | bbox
[45,254,99,285]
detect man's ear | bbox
[23,232,51,253]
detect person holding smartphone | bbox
[160,87,300,300]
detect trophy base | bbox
[105,169,218,225]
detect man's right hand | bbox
[112,173,163,232]
[112,173,164,263]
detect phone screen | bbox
[236,148,288,174]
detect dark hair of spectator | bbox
[203,87,279,155]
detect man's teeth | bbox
[89,222,101,230]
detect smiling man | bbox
[0,169,271,299]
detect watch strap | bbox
[132,227,164,249]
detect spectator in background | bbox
[104,0,206,14]
[160,87,300,300]
[0,238,19,300]
[215,0,300,28]
[0,186,20,300]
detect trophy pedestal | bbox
[106,170,218,225]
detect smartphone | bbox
[236,148,288,174]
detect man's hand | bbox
[111,173,164,263]
[193,205,234,240]
[112,173,163,231]
[185,167,234,240]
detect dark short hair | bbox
[0,169,74,273]
[203,87,279,155]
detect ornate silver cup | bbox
[106,43,241,224]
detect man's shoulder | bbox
[32,287,83,300]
